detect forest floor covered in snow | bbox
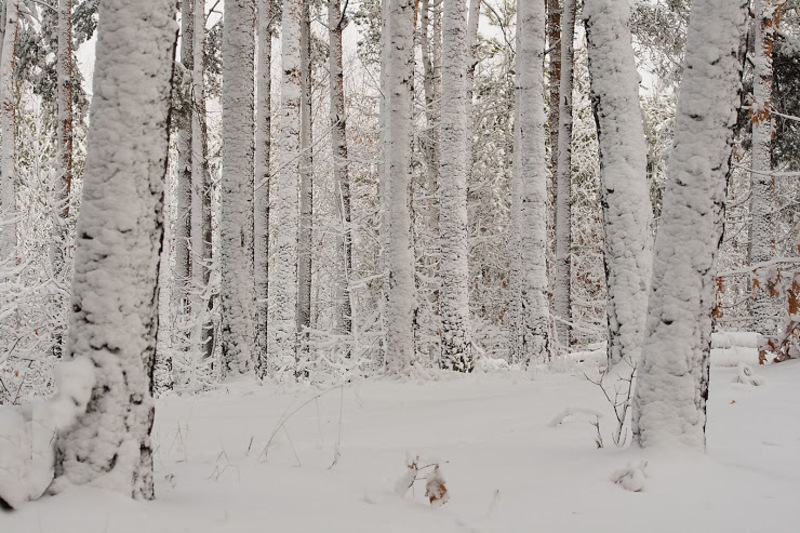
[5,350,800,532]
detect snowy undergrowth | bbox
[5,356,799,532]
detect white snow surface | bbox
[5,360,799,531]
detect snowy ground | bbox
[5,355,799,532]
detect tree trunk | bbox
[585,0,653,366]
[53,0,177,499]
[173,0,194,322]
[382,0,417,373]
[255,0,273,375]
[748,0,780,337]
[509,0,550,365]
[191,0,215,360]
[0,0,17,262]
[56,0,73,222]
[553,0,575,351]
[297,0,313,369]
[220,0,256,375]
[270,0,302,371]
[547,0,561,290]
[632,0,749,450]
[439,0,473,372]
[329,0,353,348]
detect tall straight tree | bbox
[547,0,561,266]
[553,0,576,350]
[585,0,653,366]
[191,0,215,359]
[173,0,194,319]
[632,0,749,450]
[509,0,550,365]
[220,0,256,375]
[382,0,417,373]
[439,0,473,371]
[270,0,302,370]
[53,0,176,498]
[749,0,781,336]
[329,0,353,347]
[0,0,17,261]
[297,0,313,364]
[255,0,273,374]
[56,0,74,224]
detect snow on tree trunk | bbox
[220,0,256,375]
[297,0,313,368]
[270,0,302,372]
[52,0,177,499]
[0,0,17,262]
[56,0,73,223]
[631,0,749,450]
[255,0,273,375]
[191,0,215,360]
[748,0,781,337]
[382,0,417,373]
[329,0,353,346]
[466,0,480,102]
[584,0,653,366]
[547,0,561,280]
[553,0,576,351]
[509,0,550,366]
[174,0,194,322]
[439,0,473,372]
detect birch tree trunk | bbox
[173,0,194,319]
[439,0,473,372]
[297,0,313,367]
[53,0,177,498]
[220,0,256,375]
[749,0,780,337]
[584,0,653,366]
[270,0,302,371]
[0,0,17,262]
[553,0,575,351]
[255,0,273,375]
[191,0,215,360]
[632,0,749,450]
[329,0,353,346]
[509,0,550,365]
[382,0,417,373]
[466,0,480,102]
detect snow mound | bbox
[546,406,604,427]
[0,358,95,509]
[610,461,647,492]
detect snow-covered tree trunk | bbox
[466,0,480,102]
[584,0,653,366]
[439,0,473,372]
[382,0,417,373]
[53,0,177,499]
[56,0,73,222]
[420,0,440,223]
[0,0,17,262]
[297,0,313,366]
[547,0,561,269]
[631,0,749,450]
[553,0,575,351]
[748,0,780,337]
[220,0,256,375]
[270,0,301,370]
[329,0,353,345]
[173,0,194,317]
[191,0,214,360]
[509,0,550,365]
[255,0,273,374]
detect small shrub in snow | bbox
[610,461,647,492]
[425,465,449,507]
